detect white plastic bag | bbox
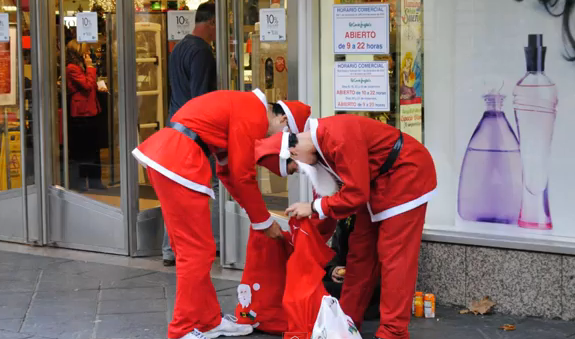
[311,296,362,339]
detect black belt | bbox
[168,122,211,159]
[379,132,403,175]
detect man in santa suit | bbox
[234,101,338,334]
[132,89,289,339]
[285,115,437,339]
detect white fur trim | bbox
[279,132,291,160]
[313,198,327,220]
[303,118,311,132]
[279,157,288,177]
[252,88,268,109]
[308,119,343,182]
[132,148,215,199]
[367,188,437,222]
[278,100,298,133]
[251,215,274,230]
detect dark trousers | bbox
[68,115,102,188]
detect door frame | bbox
[216,0,311,269]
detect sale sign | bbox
[167,11,196,41]
[260,8,286,42]
[333,4,389,55]
[76,12,98,43]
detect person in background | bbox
[162,1,218,267]
[66,39,106,192]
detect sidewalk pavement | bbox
[0,250,574,339]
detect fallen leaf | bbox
[469,296,496,315]
[459,309,470,314]
[500,324,516,331]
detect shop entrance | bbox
[0,1,41,245]
[37,0,174,255]
[215,0,301,268]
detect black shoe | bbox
[163,259,176,267]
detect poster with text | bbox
[334,61,390,112]
[0,27,16,106]
[398,0,422,141]
[454,0,575,242]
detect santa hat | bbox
[254,132,290,177]
[278,100,311,133]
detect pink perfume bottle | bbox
[513,34,558,230]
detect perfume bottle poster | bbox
[451,0,575,240]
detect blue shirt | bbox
[168,35,217,122]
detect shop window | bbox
[320,0,424,142]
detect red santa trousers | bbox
[148,168,221,338]
[340,204,428,339]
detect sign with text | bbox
[0,13,9,43]
[260,8,286,42]
[399,104,422,142]
[333,4,389,54]
[76,12,98,43]
[167,11,196,41]
[334,61,389,112]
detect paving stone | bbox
[99,286,165,301]
[37,272,100,292]
[98,298,167,315]
[213,279,239,292]
[0,319,23,333]
[0,279,37,293]
[20,315,95,339]
[28,297,98,318]
[96,312,167,339]
[0,293,32,320]
[34,289,99,301]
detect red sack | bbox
[283,218,335,336]
[235,227,293,334]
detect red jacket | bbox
[66,64,100,118]
[309,115,437,222]
[133,89,273,229]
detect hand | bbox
[263,221,283,239]
[331,266,346,283]
[83,54,93,68]
[285,202,313,219]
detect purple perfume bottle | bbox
[458,86,522,224]
[513,34,558,230]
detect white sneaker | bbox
[203,315,254,338]
[180,329,209,339]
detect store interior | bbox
[50,0,290,216]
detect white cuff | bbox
[313,198,326,220]
[252,216,274,230]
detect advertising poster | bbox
[454,0,575,242]
[0,27,16,106]
[334,61,390,112]
[398,0,422,141]
[333,4,389,55]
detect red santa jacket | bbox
[133,89,273,229]
[308,115,437,222]
[66,64,101,118]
